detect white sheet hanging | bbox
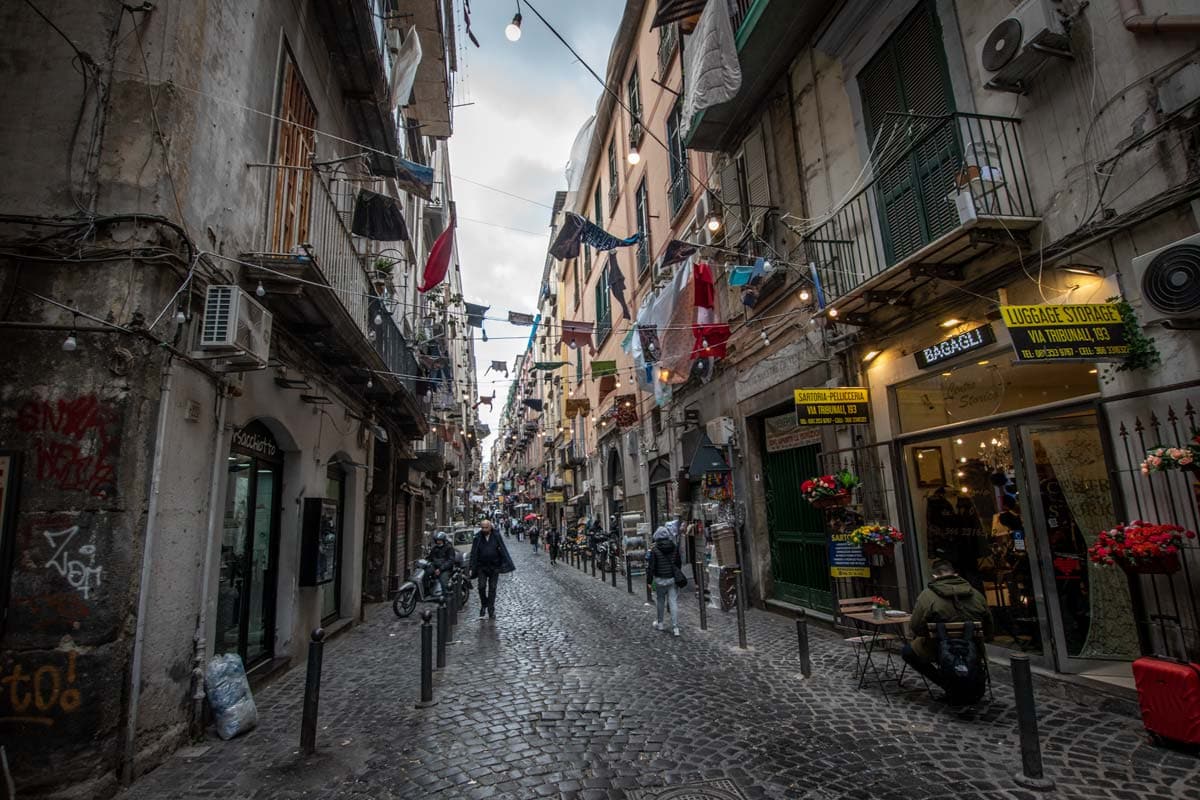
[680,0,742,138]
[389,25,423,109]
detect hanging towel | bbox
[606,252,632,320]
[565,116,597,193]
[486,360,509,376]
[351,190,409,241]
[590,360,617,379]
[463,0,481,47]
[692,323,731,360]
[657,259,695,382]
[659,239,699,271]
[392,156,434,201]
[680,0,742,139]
[464,303,488,327]
[693,262,715,310]
[523,398,544,412]
[418,225,454,292]
[532,361,568,371]
[388,25,423,108]
[508,311,535,326]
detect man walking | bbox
[529,521,540,554]
[548,524,561,565]
[468,519,514,619]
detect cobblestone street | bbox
[123,543,1200,800]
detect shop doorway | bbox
[321,465,346,622]
[902,410,1138,674]
[764,443,832,613]
[218,421,283,668]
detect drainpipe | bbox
[121,357,176,785]
[1119,0,1200,33]
[190,382,229,739]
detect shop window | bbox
[894,351,1099,434]
[321,465,346,622]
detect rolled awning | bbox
[651,0,707,29]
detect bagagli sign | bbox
[914,324,996,369]
[793,388,870,426]
[1000,303,1129,362]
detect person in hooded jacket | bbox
[903,559,994,686]
[647,526,683,636]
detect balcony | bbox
[686,0,837,152]
[668,170,691,219]
[802,113,1040,323]
[391,0,455,138]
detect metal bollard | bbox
[626,556,633,594]
[1011,654,1054,791]
[796,610,811,678]
[695,559,708,631]
[415,610,437,708]
[436,599,448,670]
[300,627,325,755]
[449,580,458,630]
[600,551,606,581]
[734,568,747,649]
[591,553,596,578]
[610,550,617,587]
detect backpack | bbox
[935,621,985,703]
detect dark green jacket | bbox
[909,575,993,661]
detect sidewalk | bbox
[120,542,1200,800]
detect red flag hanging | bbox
[692,323,731,359]
[418,225,454,293]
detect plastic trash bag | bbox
[205,653,258,740]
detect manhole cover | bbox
[630,779,748,800]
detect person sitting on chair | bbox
[903,559,994,701]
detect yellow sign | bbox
[793,388,870,426]
[999,304,1121,327]
[1000,304,1129,362]
[831,566,872,578]
[545,492,565,504]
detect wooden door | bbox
[764,444,832,612]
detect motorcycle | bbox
[393,553,471,618]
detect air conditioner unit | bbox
[693,194,714,246]
[976,0,1070,94]
[1130,232,1200,326]
[706,416,735,446]
[199,285,272,369]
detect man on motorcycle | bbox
[427,531,456,598]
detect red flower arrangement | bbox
[800,470,861,508]
[1088,520,1196,575]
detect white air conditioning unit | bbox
[693,194,714,246]
[1130,232,1200,326]
[976,0,1070,93]
[706,416,735,446]
[199,285,272,369]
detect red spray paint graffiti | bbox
[17,396,118,497]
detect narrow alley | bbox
[122,543,1200,800]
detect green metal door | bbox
[764,444,832,612]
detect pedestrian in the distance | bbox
[647,526,683,637]
[548,525,561,565]
[529,522,540,554]
[468,519,514,619]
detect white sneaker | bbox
[653,621,663,631]
[672,627,680,637]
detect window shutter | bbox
[743,124,770,227]
[719,155,745,244]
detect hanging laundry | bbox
[693,261,715,310]
[474,392,496,410]
[418,225,454,293]
[508,311,535,326]
[392,156,434,201]
[550,212,641,261]
[464,303,488,327]
[598,375,617,400]
[532,361,568,371]
[658,239,699,272]
[560,319,595,354]
[522,398,544,412]
[728,264,755,287]
[565,116,597,194]
[809,263,827,309]
[680,0,742,139]
[388,25,423,108]
[526,314,541,351]
[741,257,769,308]
[351,190,409,241]
[691,323,731,359]
[590,360,617,379]
[654,258,695,382]
[606,252,632,320]
[463,0,480,47]
[485,360,508,376]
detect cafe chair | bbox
[921,622,995,704]
[839,596,899,684]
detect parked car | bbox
[452,527,475,558]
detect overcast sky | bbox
[449,0,625,468]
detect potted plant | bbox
[871,596,891,620]
[1141,430,1200,477]
[800,470,861,509]
[849,523,905,557]
[1088,520,1196,575]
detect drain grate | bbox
[630,779,749,800]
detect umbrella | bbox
[523,513,538,522]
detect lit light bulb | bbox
[627,145,640,165]
[62,331,78,352]
[960,485,970,493]
[505,12,522,41]
[174,309,187,324]
[799,289,811,302]
[706,212,722,233]
[615,378,621,388]
[374,313,383,326]
[368,329,376,341]
[367,377,374,389]
[828,307,839,318]
[256,282,265,297]
[659,368,670,382]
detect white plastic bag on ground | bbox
[205,653,258,740]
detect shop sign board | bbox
[545,491,565,504]
[794,388,870,426]
[914,324,996,369]
[828,533,870,578]
[1000,304,1128,362]
[764,413,822,453]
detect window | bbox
[583,236,592,277]
[572,259,580,308]
[635,178,650,277]
[652,407,663,436]
[593,186,603,229]
[594,261,612,344]
[627,65,642,138]
[657,23,678,75]
[666,98,691,218]
[607,138,620,215]
[271,55,318,251]
[858,0,958,264]
[575,346,583,385]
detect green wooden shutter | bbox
[719,154,745,244]
[858,0,958,265]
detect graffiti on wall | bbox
[16,395,118,497]
[43,526,102,600]
[0,652,82,727]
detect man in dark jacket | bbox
[646,527,683,636]
[427,531,456,598]
[468,520,514,619]
[903,560,994,690]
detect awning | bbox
[680,428,729,479]
[651,0,707,29]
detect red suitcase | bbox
[1132,656,1200,745]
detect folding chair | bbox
[839,596,899,688]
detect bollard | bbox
[299,628,325,755]
[449,579,458,630]
[734,568,747,650]
[415,610,437,708]
[436,599,448,670]
[695,558,708,631]
[796,610,811,678]
[1011,654,1054,791]
[626,556,633,594]
[591,552,596,578]
[610,550,617,587]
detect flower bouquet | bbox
[1088,520,1196,575]
[871,595,890,620]
[800,470,861,509]
[1140,429,1200,476]
[849,523,905,557]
